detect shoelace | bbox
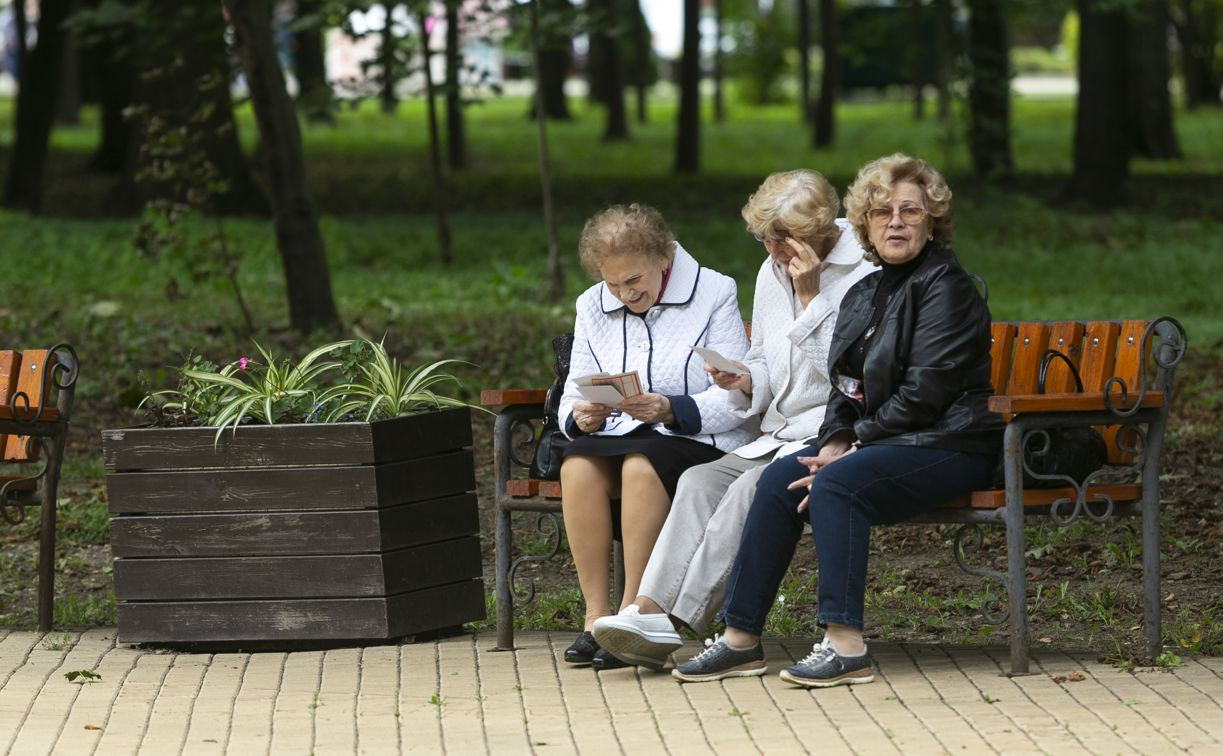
[797,638,837,667]
[688,633,726,662]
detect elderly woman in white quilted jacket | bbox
[591,171,875,671]
[558,203,755,671]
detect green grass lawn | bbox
[0,91,1220,641]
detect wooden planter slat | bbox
[115,580,485,643]
[106,450,475,514]
[113,537,482,600]
[110,493,477,558]
[102,408,473,472]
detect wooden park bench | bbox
[1,345,79,631]
[480,318,1187,674]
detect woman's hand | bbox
[784,237,822,307]
[705,363,752,394]
[787,438,856,512]
[617,392,673,424]
[572,400,614,433]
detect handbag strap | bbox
[1037,349,1084,394]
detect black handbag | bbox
[1021,349,1108,488]
[528,333,575,480]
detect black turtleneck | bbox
[841,244,933,380]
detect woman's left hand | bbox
[618,392,674,424]
[784,237,822,305]
[787,442,858,513]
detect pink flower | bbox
[238,357,250,371]
[423,15,436,37]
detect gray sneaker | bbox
[671,634,766,683]
[592,605,682,671]
[779,638,874,688]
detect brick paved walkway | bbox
[2,628,1222,754]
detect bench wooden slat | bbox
[1005,322,1050,396]
[947,483,1142,510]
[0,474,37,492]
[480,388,547,407]
[0,351,19,460]
[1041,321,1086,393]
[988,323,1016,394]
[4,350,52,462]
[988,391,1164,414]
[505,479,562,499]
[1104,320,1150,464]
[1079,321,1121,391]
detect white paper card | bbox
[575,384,628,405]
[691,346,748,375]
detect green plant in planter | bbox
[318,339,474,422]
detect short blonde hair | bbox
[844,153,954,264]
[741,170,841,246]
[578,203,676,278]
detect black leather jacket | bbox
[813,245,1003,454]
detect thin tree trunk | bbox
[56,0,82,125]
[2,0,72,212]
[934,0,952,120]
[13,0,27,77]
[966,0,1012,180]
[420,10,453,265]
[1173,0,1220,108]
[813,0,836,147]
[713,0,724,122]
[593,0,628,140]
[631,0,648,122]
[90,45,133,172]
[380,2,398,114]
[1071,0,1130,204]
[797,0,811,123]
[532,0,571,120]
[294,0,335,124]
[224,0,341,334]
[529,0,563,301]
[1127,0,1180,158]
[444,0,467,168]
[910,0,925,120]
[674,0,701,173]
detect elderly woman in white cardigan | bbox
[558,203,755,671]
[592,171,875,670]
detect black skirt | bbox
[562,425,723,500]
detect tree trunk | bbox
[813,0,836,147]
[56,0,82,125]
[631,0,648,122]
[713,0,724,122]
[592,0,628,140]
[529,0,563,301]
[420,10,453,265]
[1127,0,1180,158]
[934,0,953,120]
[294,0,334,124]
[674,0,701,173]
[1172,0,1220,108]
[90,43,133,172]
[966,0,1013,181]
[223,0,341,334]
[532,0,571,120]
[444,0,467,168]
[797,0,811,123]
[13,0,27,77]
[1071,0,1130,205]
[2,0,71,212]
[910,0,925,121]
[379,3,399,114]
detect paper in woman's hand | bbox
[573,371,643,405]
[691,346,749,375]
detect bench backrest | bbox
[988,320,1151,464]
[0,349,54,462]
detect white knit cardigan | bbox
[728,219,876,460]
[559,243,756,454]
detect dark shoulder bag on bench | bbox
[529,333,575,480]
[1021,349,1109,488]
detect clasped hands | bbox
[572,393,673,433]
[787,438,856,513]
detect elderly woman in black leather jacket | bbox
[670,153,1003,687]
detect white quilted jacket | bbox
[559,243,756,453]
[728,219,876,460]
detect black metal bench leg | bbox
[493,503,514,651]
[1142,413,1168,659]
[1003,423,1030,675]
[37,440,62,633]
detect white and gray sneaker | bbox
[592,605,683,671]
[779,637,874,688]
[671,634,766,683]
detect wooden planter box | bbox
[101,407,485,644]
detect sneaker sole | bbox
[592,626,681,672]
[778,668,874,688]
[671,662,767,683]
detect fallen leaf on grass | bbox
[84,725,102,731]
[65,670,101,683]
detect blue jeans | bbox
[720,444,997,634]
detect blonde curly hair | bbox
[741,170,840,247]
[578,203,676,278]
[844,153,954,264]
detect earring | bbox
[927,233,934,241]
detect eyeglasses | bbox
[752,230,791,243]
[867,205,926,225]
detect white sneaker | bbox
[592,605,683,671]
